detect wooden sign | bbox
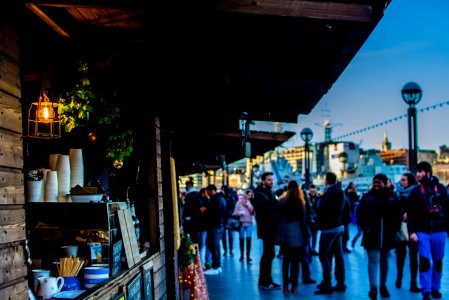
[117,209,134,268]
[126,272,142,300]
[117,209,141,269]
[123,209,141,264]
[111,239,123,277]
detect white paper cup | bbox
[27,181,43,202]
[44,171,58,202]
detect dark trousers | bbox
[301,242,312,280]
[282,247,303,286]
[310,225,319,251]
[259,236,275,285]
[207,226,224,269]
[318,229,345,288]
[396,240,419,284]
[222,227,234,254]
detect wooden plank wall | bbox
[0,17,28,300]
[152,117,168,299]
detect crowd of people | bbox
[179,160,449,300]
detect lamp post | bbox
[401,82,422,172]
[300,127,313,189]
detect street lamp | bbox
[401,82,422,172]
[300,127,313,189]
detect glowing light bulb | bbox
[43,107,49,119]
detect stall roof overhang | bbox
[19,0,392,174]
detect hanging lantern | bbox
[28,89,61,139]
[113,159,124,169]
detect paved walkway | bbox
[205,224,449,299]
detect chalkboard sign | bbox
[142,261,153,300]
[111,239,123,276]
[126,272,142,300]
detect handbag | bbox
[399,222,409,241]
[225,217,242,231]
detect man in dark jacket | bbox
[315,172,346,294]
[203,184,227,275]
[253,172,280,290]
[182,180,199,238]
[357,173,402,300]
[407,162,449,300]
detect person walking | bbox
[203,184,227,275]
[307,184,320,255]
[221,185,237,256]
[275,180,307,295]
[357,173,402,300]
[407,161,449,300]
[395,172,420,293]
[182,180,199,237]
[192,187,211,268]
[233,189,255,263]
[314,172,346,295]
[253,172,281,290]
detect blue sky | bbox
[283,0,449,151]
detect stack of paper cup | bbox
[49,154,60,171]
[69,149,84,188]
[44,170,58,202]
[56,155,71,202]
[27,180,43,202]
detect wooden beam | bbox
[209,130,293,142]
[25,3,71,38]
[24,0,142,9]
[217,0,373,22]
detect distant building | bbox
[328,142,360,178]
[437,145,449,163]
[433,163,449,185]
[381,149,408,166]
[418,150,437,165]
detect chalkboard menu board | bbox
[142,262,153,300]
[127,272,142,300]
[111,239,123,276]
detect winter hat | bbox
[373,173,388,185]
[416,161,432,175]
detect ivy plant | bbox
[58,62,94,133]
[105,129,135,163]
[57,61,134,163]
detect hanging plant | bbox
[105,129,135,163]
[57,61,134,163]
[58,62,94,132]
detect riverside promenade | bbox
[205,223,449,299]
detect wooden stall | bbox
[0,14,28,300]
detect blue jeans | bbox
[239,224,253,239]
[197,231,211,266]
[367,249,390,287]
[207,226,224,269]
[417,231,446,294]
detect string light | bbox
[334,99,449,141]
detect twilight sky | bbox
[282,0,449,151]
